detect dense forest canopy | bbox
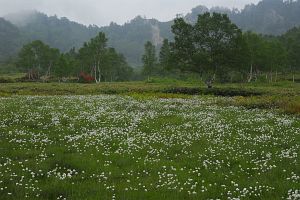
[142,13,299,85]
[16,33,133,83]
[0,0,300,84]
[1,0,300,66]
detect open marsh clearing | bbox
[0,95,299,199]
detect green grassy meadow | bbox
[0,81,299,199]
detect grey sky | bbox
[0,0,260,26]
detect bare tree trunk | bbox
[275,70,278,82]
[94,65,97,83]
[270,70,273,83]
[248,64,253,83]
[293,74,295,83]
[97,62,101,83]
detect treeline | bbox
[2,0,300,66]
[142,13,300,85]
[14,12,300,84]
[16,33,133,82]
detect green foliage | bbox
[2,1,300,67]
[78,32,108,82]
[281,27,300,73]
[15,33,133,82]
[2,2,300,82]
[241,31,290,82]
[78,32,133,82]
[53,55,69,80]
[0,95,299,199]
[159,39,171,70]
[16,40,60,79]
[142,41,157,78]
[171,13,243,82]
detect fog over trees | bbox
[0,0,300,83]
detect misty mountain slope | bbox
[232,0,300,35]
[185,0,300,35]
[1,0,300,66]
[5,11,100,52]
[100,16,173,66]
[0,18,22,62]
[4,11,171,66]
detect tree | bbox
[142,41,157,79]
[194,13,242,83]
[281,27,300,82]
[16,40,60,80]
[53,55,72,81]
[78,32,108,83]
[64,47,80,77]
[171,13,243,86]
[44,48,60,78]
[264,39,288,82]
[90,32,108,83]
[79,32,107,83]
[159,39,171,71]
[243,32,265,82]
[171,18,194,72]
[78,32,133,82]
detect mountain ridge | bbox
[1,0,300,65]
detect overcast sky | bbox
[0,0,260,26]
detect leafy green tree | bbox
[64,47,80,77]
[79,32,107,83]
[225,33,250,82]
[53,55,69,81]
[243,32,266,82]
[78,32,133,82]
[281,27,300,82]
[159,39,171,71]
[171,13,243,85]
[264,39,288,82]
[89,32,108,83]
[44,48,60,78]
[78,32,108,83]
[17,40,60,80]
[106,50,133,81]
[171,18,194,72]
[142,41,157,79]
[195,13,242,82]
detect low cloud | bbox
[0,0,260,26]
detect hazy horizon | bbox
[0,0,260,26]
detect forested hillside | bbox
[1,0,300,66]
[5,11,100,52]
[0,18,22,63]
[100,17,173,66]
[186,0,300,35]
[3,11,172,66]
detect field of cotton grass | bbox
[0,95,299,199]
